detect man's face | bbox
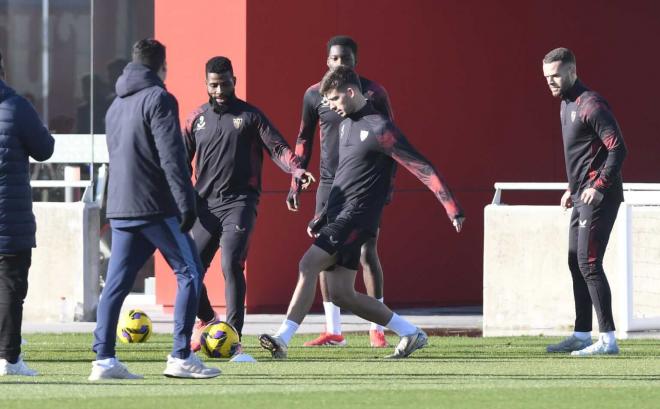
[206,71,236,105]
[327,45,356,70]
[542,61,576,98]
[324,87,355,117]
[157,61,168,82]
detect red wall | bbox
[156,0,660,311]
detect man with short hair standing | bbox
[0,50,55,377]
[542,47,627,356]
[184,56,313,351]
[89,39,220,380]
[295,35,394,348]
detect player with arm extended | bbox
[294,35,395,348]
[260,66,464,359]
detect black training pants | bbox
[0,250,31,363]
[192,205,256,337]
[568,196,620,332]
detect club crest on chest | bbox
[233,117,243,129]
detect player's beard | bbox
[208,93,234,114]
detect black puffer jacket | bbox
[0,79,54,253]
[105,63,195,219]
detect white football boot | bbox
[163,353,221,379]
[0,356,38,376]
[571,336,619,356]
[88,358,143,381]
[385,328,428,359]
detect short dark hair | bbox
[543,47,576,65]
[132,38,166,72]
[319,66,362,95]
[205,56,233,75]
[327,35,358,57]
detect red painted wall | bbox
[156,0,660,311]
[154,0,247,308]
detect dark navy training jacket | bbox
[0,79,55,253]
[105,63,195,219]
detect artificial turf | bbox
[1,333,658,409]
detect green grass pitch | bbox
[2,333,659,409]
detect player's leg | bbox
[325,259,427,359]
[259,244,336,358]
[0,250,37,376]
[144,218,220,378]
[189,208,222,351]
[90,224,153,380]
[305,181,344,346]
[571,198,620,356]
[360,229,388,347]
[218,206,257,338]
[547,206,593,353]
[193,208,222,323]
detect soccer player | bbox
[0,50,55,376]
[89,39,220,380]
[542,48,627,356]
[259,66,465,359]
[295,35,394,348]
[183,57,313,350]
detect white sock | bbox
[323,302,341,335]
[600,331,616,344]
[573,331,591,341]
[385,313,417,336]
[274,319,299,345]
[370,298,385,332]
[94,357,117,368]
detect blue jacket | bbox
[0,79,55,253]
[105,63,195,219]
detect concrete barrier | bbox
[24,202,100,322]
[483,203,660,338]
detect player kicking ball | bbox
[260,66,465,359]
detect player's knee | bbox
[220,256,245,279]
[327,288,352,308]
[578,259,603,279]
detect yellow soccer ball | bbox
[116,309,153,343]
[200,321,240,358]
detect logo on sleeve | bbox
[195,116,206,131]
[233,117,243,129]
[360,130,369,142]
[571,111,577,122]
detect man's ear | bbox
[346,87,356,98]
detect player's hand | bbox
[307,215,325,237]
[286,190,300,212]
[580,188,603,206]
[560,190,574,210]
[298,171,316,190]
[179,209,197,233]
[452,216,465,233]
[306,225,318,238]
